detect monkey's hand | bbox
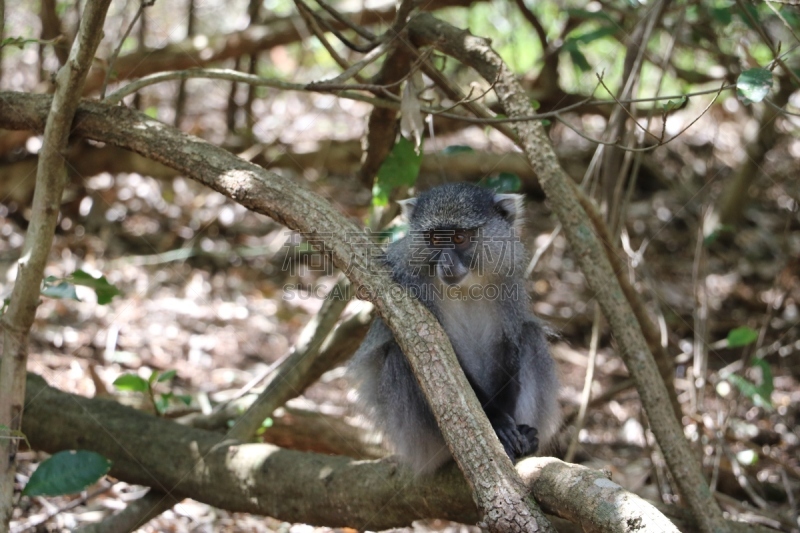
[516,424,539,458]
[492,414,539,462]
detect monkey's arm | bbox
[350,318,451,473]
[462,364,539,462]
[513,320,562,454]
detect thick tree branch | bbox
[22,373,477,530]
[23,374,769,532]
[22,373,750,533]
[405,12,730,533]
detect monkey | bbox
[349,182,560,474]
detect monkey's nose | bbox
[436,249,468,285]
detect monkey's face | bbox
[400,183,525,287]
[404,227,476,285]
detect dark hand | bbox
[493,414,539,462]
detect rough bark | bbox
[406,12,730,533]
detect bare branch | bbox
[100,0,155,98]
[314,0,376,40]
[0,0,114,528]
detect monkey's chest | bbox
[438,299,503,380]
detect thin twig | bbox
[309,46,433,91]
[314,0,376,40]
[556,82,726,152]
[294,0,356,75]
[105,64,735,128]
[432,77,498,115]
[565,304,602,463]
[525,224,561,278]
[100,0,155,99]
[595,73,662,144]
[299,0,378,52]
[321,39,390,84]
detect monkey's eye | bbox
[452,231,467,245]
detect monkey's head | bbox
[399,183,525,286]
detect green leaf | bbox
[373,137,423,207]
[23,450,111,496]
[566,46,591,72]
[0,36,38,49]
[660,96,688,113]
[727,374,759,399]
[726,358,774,410]
[737,68,773,105]
[113,374,149,392]
[157,369,177,382]
[40,281,79,301]
[176,394,193,406]
[481,173,522,193]
[727,326,758,348]
[155,393,172,414]
[567,26,617,45]
[710,6,732,25]
[256,417,273,436]
[69,270,121,305]
[750,357,774,398]
[563,8,615,23]
[441,145,474,155]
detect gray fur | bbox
[349,183,560,474]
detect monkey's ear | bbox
[398,197,418,222]
[493,193,525,228]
